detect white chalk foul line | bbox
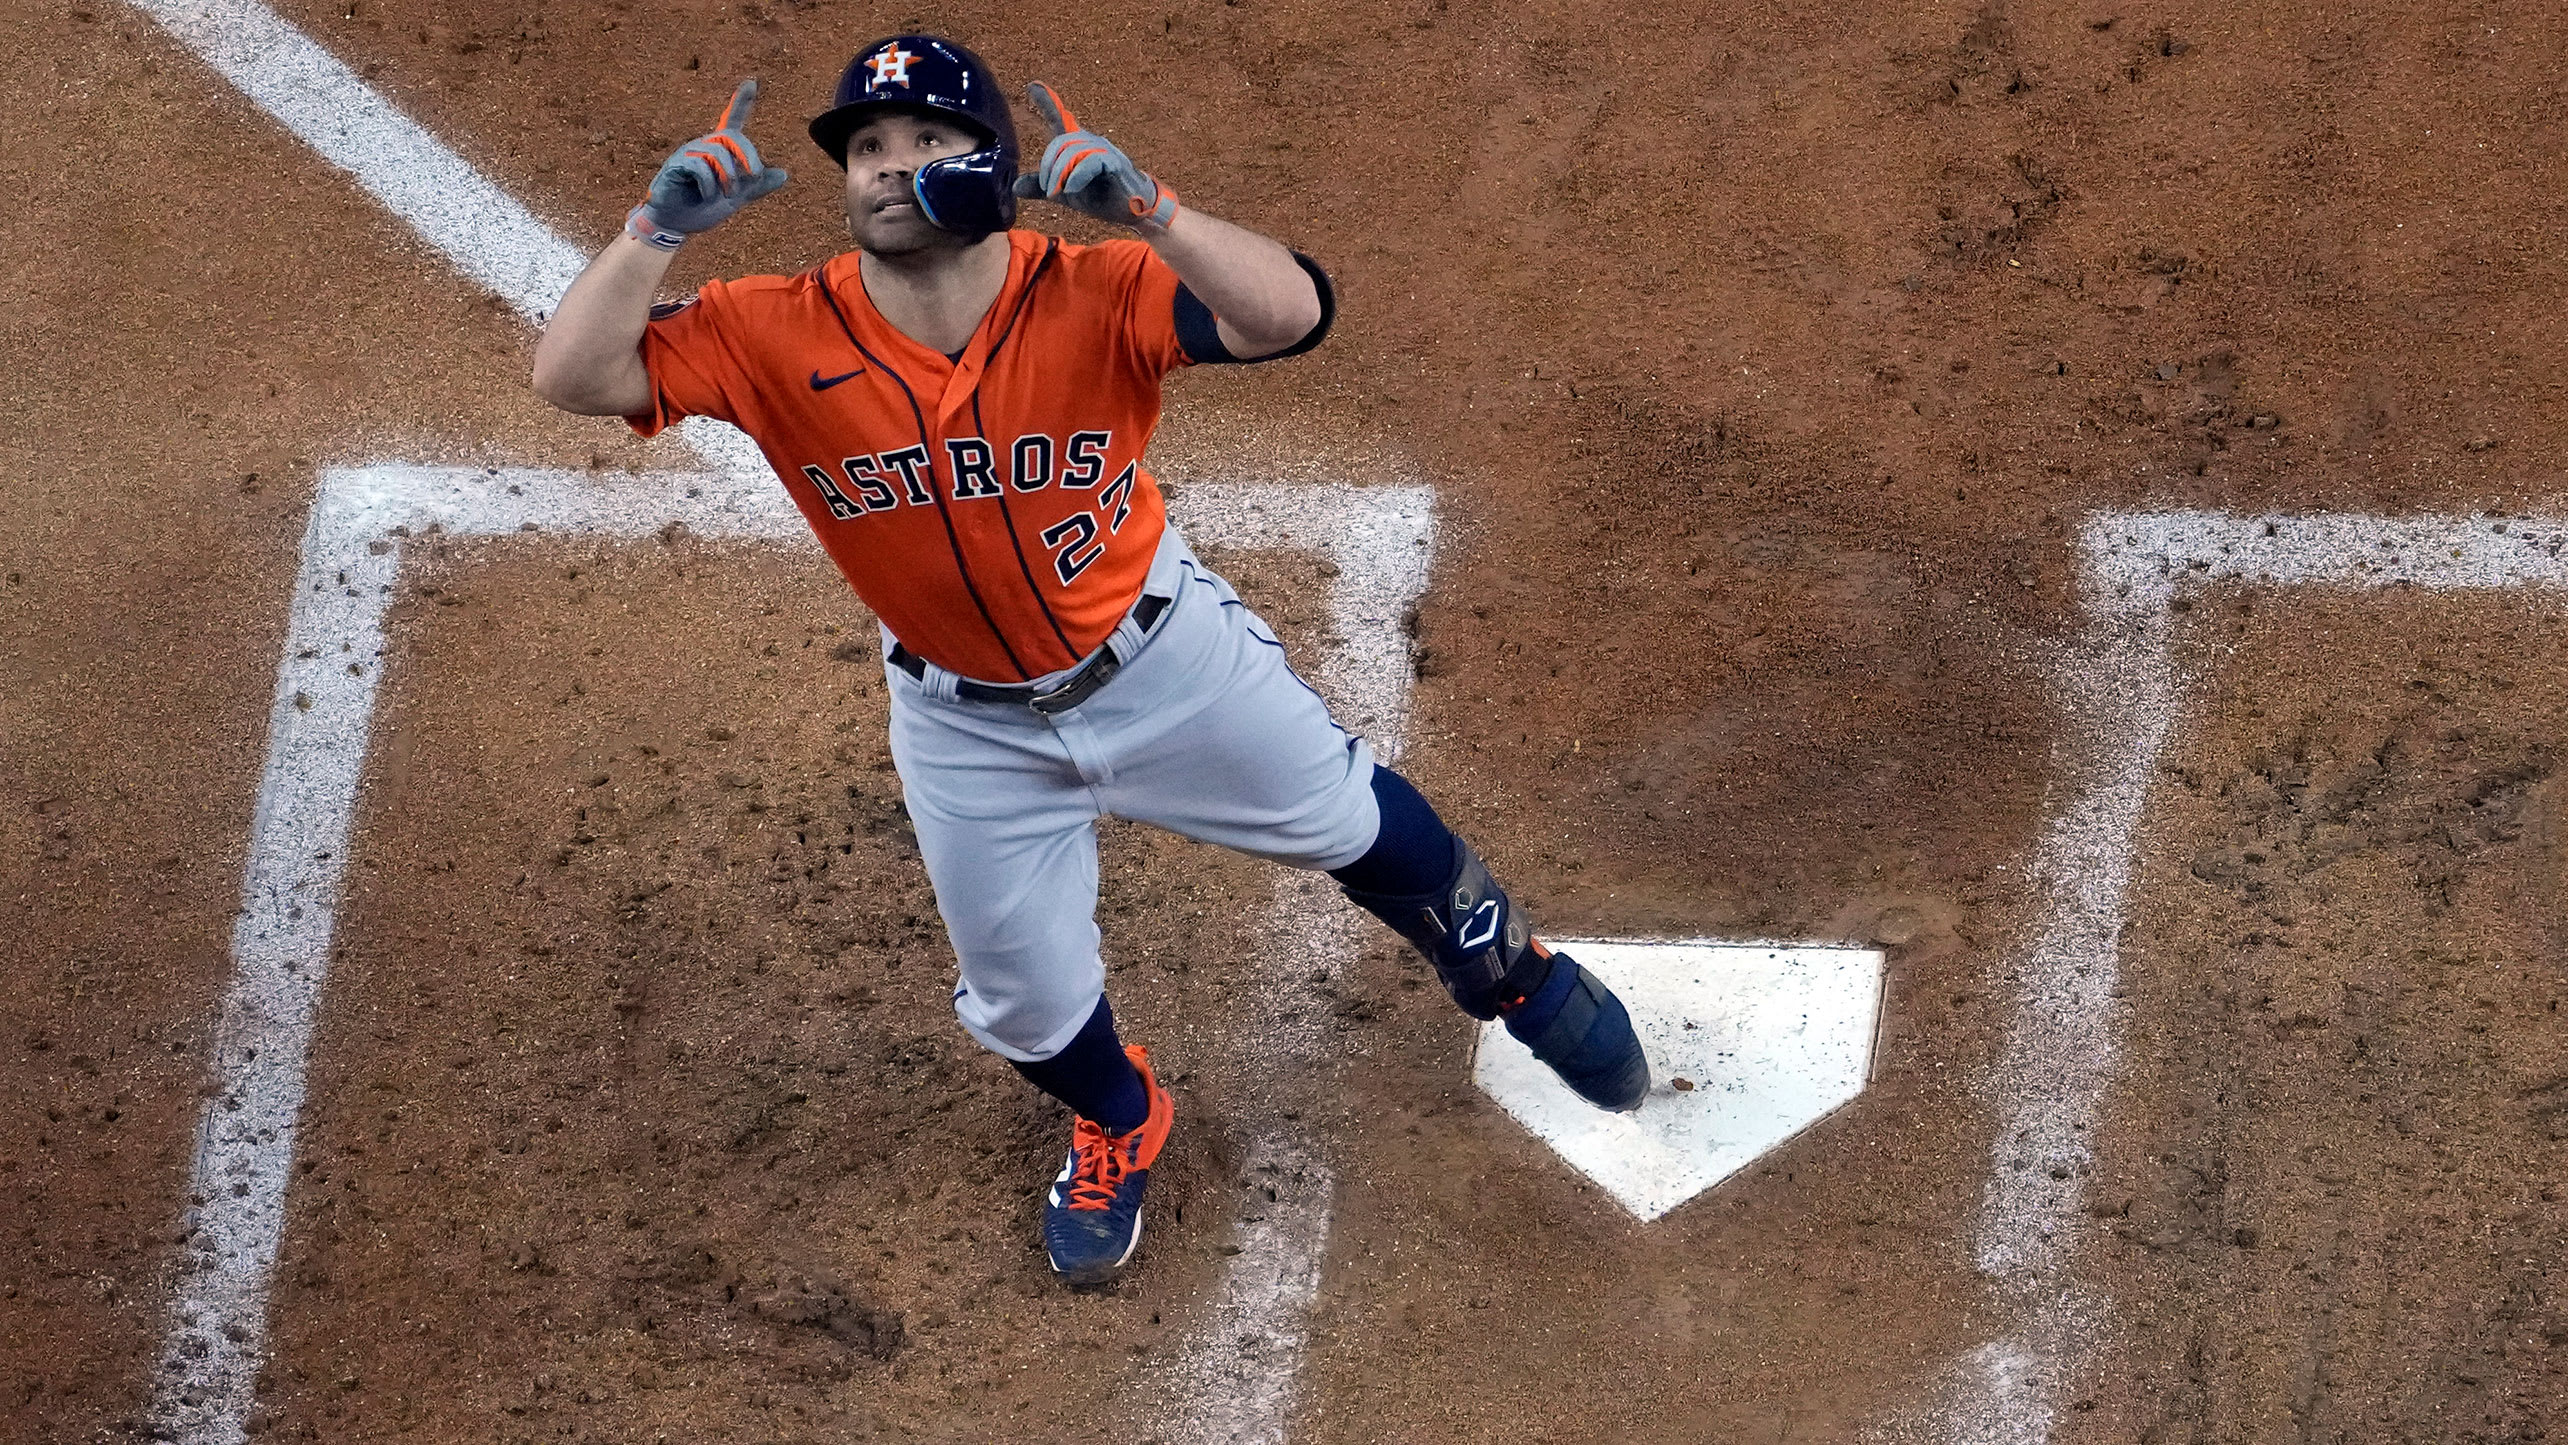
[126,0,772,491]
[131,0,584,324]
[1961,510,2568,1442]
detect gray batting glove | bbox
[626,79,789,250]
[1009,82,1179,229]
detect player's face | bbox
[843,112,986,256]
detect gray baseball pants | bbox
[883,524,1381,1061]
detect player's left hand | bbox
[1010,82,1179,229]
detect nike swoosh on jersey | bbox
[809,368,862,390]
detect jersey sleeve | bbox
[625,281,751,437]
[1112,242,1196,378]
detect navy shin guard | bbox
[1340,836,1547,1020]
[1340,837,1651,1112]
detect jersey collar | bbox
[827,231,1048,428]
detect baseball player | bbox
[532,36,1648,1285]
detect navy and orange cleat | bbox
[1042,1045,1175,1285]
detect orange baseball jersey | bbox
[629,229,1209,683]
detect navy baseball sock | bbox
[1327,766,1457,897]
[1011,995,1150,1135]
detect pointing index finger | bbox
[717,77,758,132]
[1026,81,1078,137]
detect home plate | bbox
[1473,940,1886,1222]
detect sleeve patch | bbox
[649,294,700,320]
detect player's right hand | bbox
[626,79,788,251]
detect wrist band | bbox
[625,205,688,251]
[1126,181,1179,230]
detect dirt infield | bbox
[245,542,1309,1441]
[8,0,2568,1440]
[2080,593,2568,1440]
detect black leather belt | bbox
[890,593,1171,714]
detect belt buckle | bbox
[1029,653,1119,714]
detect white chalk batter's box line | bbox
[1959,506,2568,1445]
[147,465,1432,1444]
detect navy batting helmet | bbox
[809,36,1018,237]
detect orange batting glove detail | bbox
[1008,82,1177,230]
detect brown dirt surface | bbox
[246,544,1329,1441]
[7,0,2568,1440]
[2080,594,2568,1441]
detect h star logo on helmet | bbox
[865,45,917,87]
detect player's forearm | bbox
[1142,208,1322,358]
[1010,85,1318,357]
[531,234,677,416]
